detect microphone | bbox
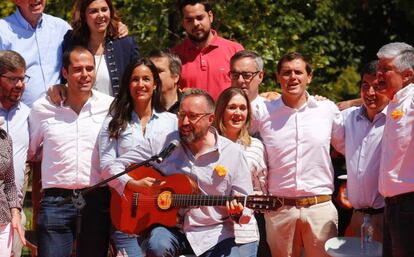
[156,140,180,163]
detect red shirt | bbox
[173,30,244,100]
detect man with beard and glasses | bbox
[172,0,244,100]
[0,50,30,257]
[104,89,253,257]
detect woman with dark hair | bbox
[99,58,178,257]
[215,87,268,257]
[0,126,25,256]
[63,0,139,96]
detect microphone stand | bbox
[67,154,160,257]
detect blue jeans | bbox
[111,229,144,257]
[146,225,240,257]
[37,187,111,257]
[383,192,414,257]
[237,241,258,257]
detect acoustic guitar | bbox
[110,165,281,235]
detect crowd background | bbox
[2,0,414,101]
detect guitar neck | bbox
[172,194,246,207]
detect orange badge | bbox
[391,109,404,120]
[215,165,227,177]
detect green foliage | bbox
[2,0,414,101]
[0,1,15,18]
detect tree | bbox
[3,0,414,101]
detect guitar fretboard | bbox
[171,194,246,207]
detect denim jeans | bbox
[146,225,240,257]
[383,193,414,257]
[237,241,258,257]
[111,229,144,257]
[37,187,111,257]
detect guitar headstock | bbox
[246,195,282,211]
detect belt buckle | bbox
[297,196,316,207]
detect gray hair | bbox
[377,42,414,72]
[0,50,26,75]
[149,49,182,76]
[230,50,264,71]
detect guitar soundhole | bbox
[157,191,172,210]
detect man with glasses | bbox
[257,52,343,257]
[0,50,31,257]
[229,50,277,136]
[0,0,71,108]
[104,88,253,257]
[173,0,244,100]
[335,60,388,242]
[375,42,414,257]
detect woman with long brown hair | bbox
[99,58,178,257]
[63,0,139,96]
[215,87,268,257]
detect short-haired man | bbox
[149,49,182,114]
[0,0,71,107]
[336,60,388,242]
[229,50,272,136]
[0,50,29,257]
[258,52,342,257]
[173,0,244,100]
[104,88,253,257]
[376,42,414,257]
[28,46,113,257]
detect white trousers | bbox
[0,223,12,257]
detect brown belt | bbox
[276,195,332,208]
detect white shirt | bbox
[337,106,385,209]
[0,102,30,202]
[379,83,414,197]
[94,54,112,96]
[249,95,268,136]
[257,95,343,197]
[99,110,178,195]
[234,137,265,244]
[28,90,113,189]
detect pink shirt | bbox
[173,30,244,100]
[257,95,343,197]
[379,83,414,197]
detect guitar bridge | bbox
[131,192,139,217]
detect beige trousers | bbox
[265,201,338,257]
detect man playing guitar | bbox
[103,88,253,257]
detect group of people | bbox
[0,1,413,257]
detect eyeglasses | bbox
[0,75,30,84]
[177,111,212,122]
[229,71,260,81]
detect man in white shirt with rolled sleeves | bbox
[376,42,414,257]
[336,60,388,242]
[257,52,343,257]
[28,46,113,257]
